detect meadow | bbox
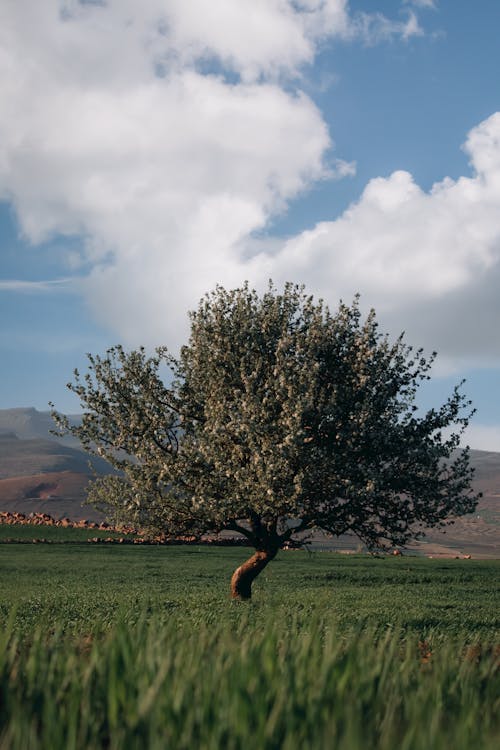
[0,541,499,749]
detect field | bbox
[0,543,499,749]
[0,523,135,545]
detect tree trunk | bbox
[230,549,277,600]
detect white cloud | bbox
[352,10,423,45]
[2,0,409,347]
[0,0,496,372]
[0,278,75,293]
[0,1,356,92]
[403,1,436,9]
[0,1,339,344]
[253,112,500,368]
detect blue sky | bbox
[1,0,500,449]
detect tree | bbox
[52,283,479,599]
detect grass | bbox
[1,614,498,749]
[0,544,498,635]
[0,542,498,748]
[0,524,134,544]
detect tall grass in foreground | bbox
[1,614,498,750]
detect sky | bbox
[1,0,500,450]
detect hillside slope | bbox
[0,409,109,520]
[0,434,110,478]
[0,407,81,445]
[0,408,498,553]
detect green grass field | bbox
[0,542,499,748]
[0,523,134,544]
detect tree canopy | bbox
[52,283,479,598]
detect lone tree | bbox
[52,283,479,599]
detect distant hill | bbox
[0,433,110,478]
[0,407,81,445]
[0,408,498,554]
[309,450,500,559]
[0,408,109,521]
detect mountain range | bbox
[0,408,498,556]
[0,408,108,521]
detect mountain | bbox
[0,433,110,478]
[308,450,500,559]
[0,408,109,521]
[0,408,498,555]
[0,407,81,445]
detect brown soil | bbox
[0,472,103,521]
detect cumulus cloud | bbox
[1,0,403,96]
[0,0,413,343]
[268,115,500,299]
[254,112,500,368]
[1,0,497,371]
[0,1,339,342]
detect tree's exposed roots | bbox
[230,549,277,600]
